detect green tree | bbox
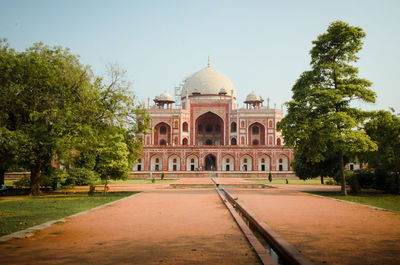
[292,143,340,184]
[278,21,377,195]
[0,40,21,186]
[363,110,400,193]
[68,64,150,193]
[0,40,94,195]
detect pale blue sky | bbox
[1,0,399,111]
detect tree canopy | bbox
[0,39,149,195]
[277,21,377,195]
[362,110,400,192]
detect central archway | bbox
[195,112,224,146]
[205,154,216,171]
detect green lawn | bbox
[4,180,15,186]
[247,178,327,185]
[0,192,136,237]
[307,191,400,212]
[4,179,178,187]
[100,179,179,185]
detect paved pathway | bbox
[1,190,259,265]
[2,178,399,265]
[228,188,400,265]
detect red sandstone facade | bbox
[132,64,293,176]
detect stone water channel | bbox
[211,179,313,265]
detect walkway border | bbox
[0,192,144,242]
[304,192,400,214]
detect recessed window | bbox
[252,126,259,135]
[253,140,259,145]
[183,122,188,132]
[206,125,212,133]
[231,122,237,132]
[160,126,167,135]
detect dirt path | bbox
[1,190,259,265]
[228,188,400,265]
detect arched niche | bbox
[195,112,224,146]
[154,122,171,146]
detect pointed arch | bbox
[258,154,271,171]
[222,154,235,171]
[248,122,265,145]
[168,154,181,171]
[154,122,171,145]
[150,154,163,171]
[186,154,199,171]
[195,111,224,146]
[240,154,253,171]
[276,154,289,171]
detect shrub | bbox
[161,173,165,180]
[325,179,338,185]
[66,168,98,186]
[268,172,272,182]
[13,176,31,188]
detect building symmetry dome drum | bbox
[182,67,237,98]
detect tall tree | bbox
[278,21,377,195]
[1,41,149,195]
[1,40,94,195]
[67,64,150,192]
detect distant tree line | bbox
[0,39,150,195]
[278,21,399,195]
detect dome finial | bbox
[208,56,210,68]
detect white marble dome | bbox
[158,92,173,101]
[245,91,262,102]
[182,67,236,98]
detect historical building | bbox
[132,61,293,177]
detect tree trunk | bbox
[320,176,324,184]
[30,162,42,196]
[0,161,5,186]
[103,176,108,196]
[338,149,347,196]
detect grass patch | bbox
[306,191,400,212]
[0,192,136,237]
[100,179,179,185]
[247,178,327,185]
[4,180,15,186]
